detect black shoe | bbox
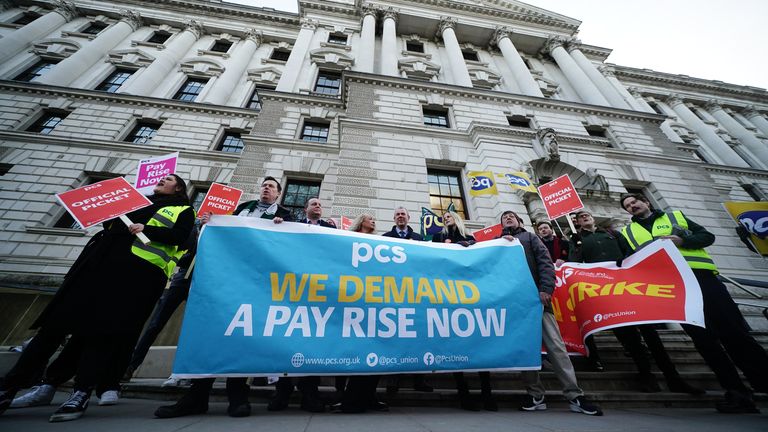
[637,373,661,393]
[267,396,289,411]
[482,396,498,412]
[0,388,18,416]
[367,400,389,412]
[591,360,605,372]
[330,402,365,414]
[49,390,90,422]
[300,396,326,413]
[154,394,208,418]
[227,402,251,417]
[459,394,480,411]
[569,396,603,416]
[666,377,705,395]
[716,391,760,414]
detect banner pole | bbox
[553,219,565,237]
[566,214,578,234]
[119,214,151,245]
[184,256,196,279]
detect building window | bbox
[300,121,330,143]
[423,107,450,128]
[282,180,321,221]
[507,115,531,128]
[406,41,424,53]
[216,132,245,153]
[247,88,263,111]
[173,78,208,102]
[586,125,607,138]
[741,184,766,201]
[147,30,171,44]
[27,111,68,134]
[125,121,161,144]
[328,34,348,45]
[428,170,468,220]
[95,69,133,93]
[190,185,210,210]
[314,71,342,96]
[13,59,59,82]
[270,48,291,61]
[81,21,108,35]
[210,39,232,53]
[462,50,479,62]
[13,12,41,25]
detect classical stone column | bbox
[627,88,683,143]
[380,7,399,76]
[436,17,472,87]
[666,95,749,167]
[706,100,768,165]
[542,37,608,106]
[275,19,316,92]
[568,42,630,109]
[0,0,78,63]
[601,66,644,110]
[120,20,203,96]
[742,106,768,136]
[204,29,261,105]
[357,5,377,73]
[492,27,541,97]
[38,10,142,86]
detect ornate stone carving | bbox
[436,16,457,39]
[598,65,615,77]
[185,19,204,39]
[742,105,762,119]
[309,47,354,71]
[665,93,684,107]
[520,162,536,184]
[584,168,609,198]
[381,7,398,22]
[535,127,560,162]
[565,38,583,53]
[490,26,512,47]
[300,18,317,30]
[467,64,502,89]
[398,57,440,81]
[52,0,79,21]
[540,36,566,56]
[245,28,263,46]
[705,99,724,112]
[119,9,142,31]
[361,3,378,19]
[179,57,224,77]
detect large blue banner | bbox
[173,217,542,377]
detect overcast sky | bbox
[225,0,767,90]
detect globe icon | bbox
[291,352,305,368]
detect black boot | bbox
[637,373,661,393]
[0,388,19,415]
[154,391,208,418]
[716,390,760,414]
[458,389,480,411]
[665,373,705,395]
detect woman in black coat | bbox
[0,174,195,422]
[432,211,496,411]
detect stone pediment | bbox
[466,64,501,89]
[247,66,282,87]
[413,0,581,31]
[179,57,225,77]
[107,48,155,68]
[31,39,80,59]
[309,47,354,70]
[398,57,441,81]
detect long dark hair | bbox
[149,174,189,204]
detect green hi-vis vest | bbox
[131,205,193,278]
[621,210,717,272]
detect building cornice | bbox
[611,64,768,104]
[341,71,668,124]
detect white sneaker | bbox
[98,390,119,406]
[10,384,56,408]
[161,376,180,387]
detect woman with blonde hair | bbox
[349,213,376,234]
[432,210,475,247]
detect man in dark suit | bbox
[298,197,335,228]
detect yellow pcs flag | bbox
[722,201,768,256]
[500,171,537,193]
[468,171,498,196]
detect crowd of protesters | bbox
[1,175,766,422]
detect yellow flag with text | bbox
[499,171,537,193]
[468,171,498,196]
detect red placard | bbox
[537,174,584,220]
[55,177,152,228]
[340,216,353,230]
[198,183,243,216]
[473,223,502,242]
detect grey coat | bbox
[501,226,556,311]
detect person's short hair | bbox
[304,196,320,209]
[500,210,524,225]
[620,193,651,210]
[535,220,552,229]
[394,206,409,216]
[574,210,592,219]
[262,176,282,192]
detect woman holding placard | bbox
[0,174,194,422]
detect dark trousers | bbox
[1,326,127,394]
[274,376,320,399]
[128,271,190,371]
[187,377,250,405]
[454,371,491,397]
[613,325,677,377]
[681,270,768,393]
[341,376,380,410]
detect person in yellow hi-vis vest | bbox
[619,193,768,414]
[0,174,194,422]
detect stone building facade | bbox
[1,0,766,343]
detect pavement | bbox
[1,391,766,432]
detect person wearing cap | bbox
[569,210,703,395]
[619,193,768,413]
[498,210,603,416]
[535,221,569,267]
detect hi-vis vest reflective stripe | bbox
[131,205,193,278]
[621,210,717,271]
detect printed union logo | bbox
[366,352,379,367]
[423,352,435,366]
[291,352,305,368]
[471,176,493,190]
[593,313,603,323]
[506,174,530,186]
